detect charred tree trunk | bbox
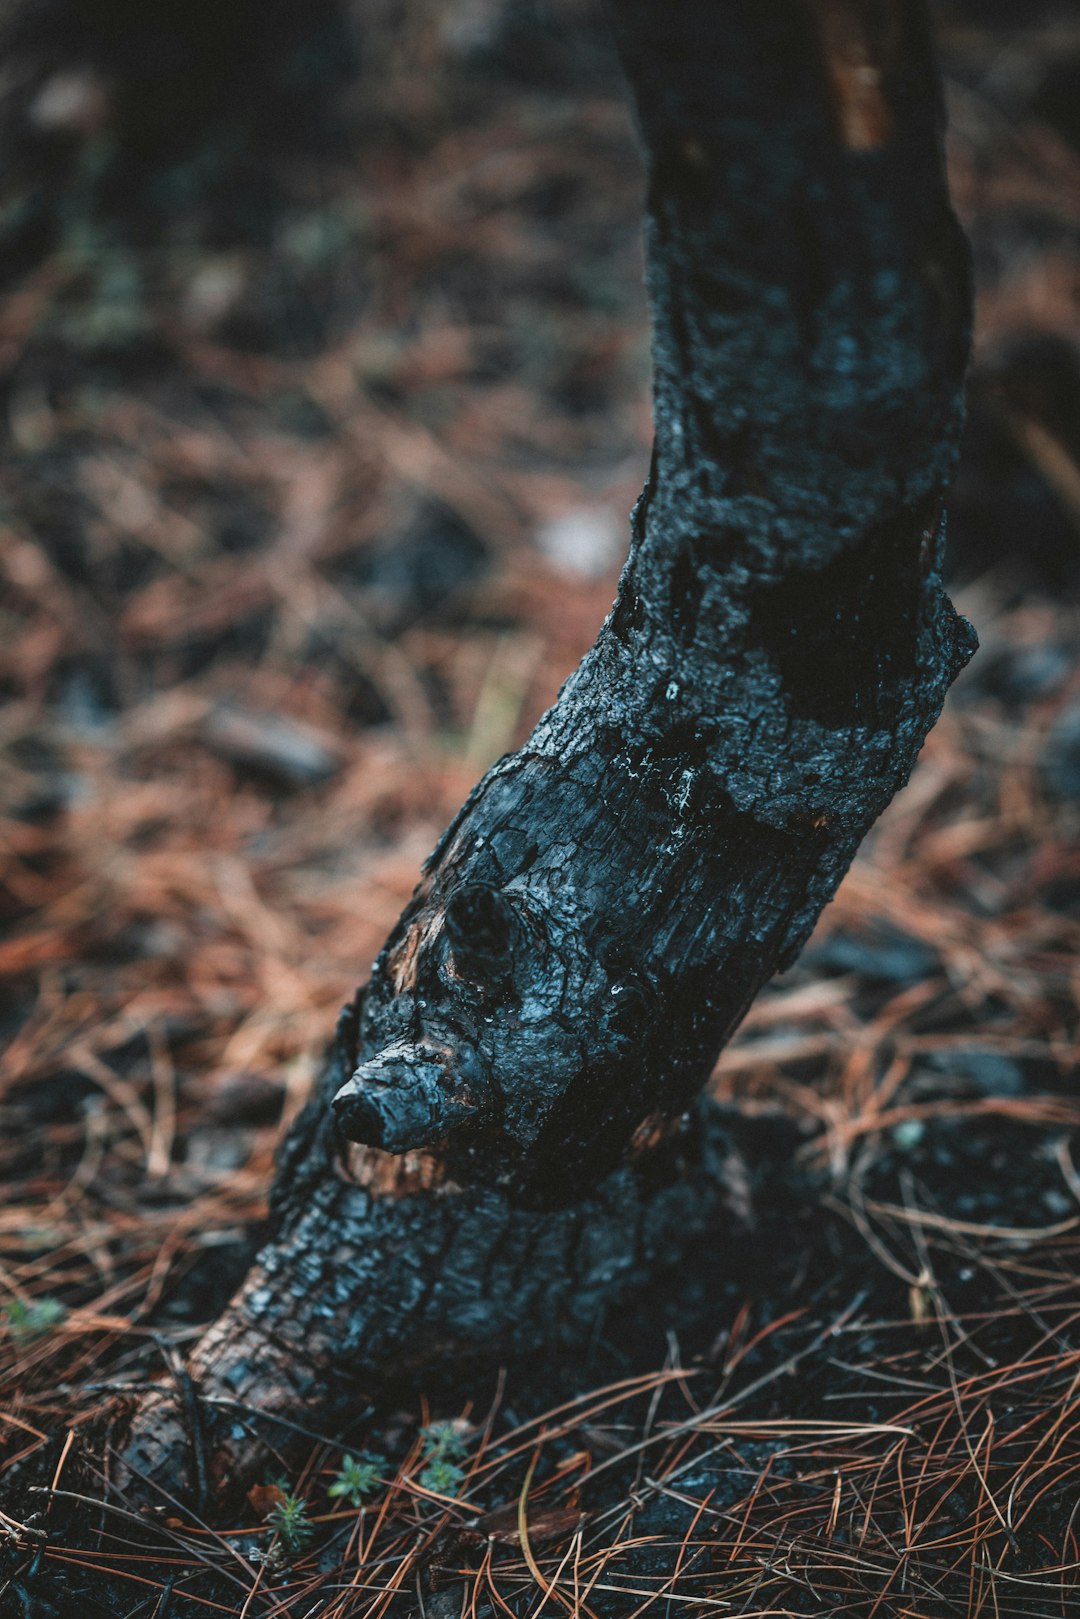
[115,0,974,1504]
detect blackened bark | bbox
[114,0,974,1503]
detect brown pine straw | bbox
[7,563,1079,1611]
[3,4,1080,1611]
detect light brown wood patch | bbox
[808,0,901,152]
[341,1139,453,1196]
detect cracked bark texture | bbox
[114,0,975,1504]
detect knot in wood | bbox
[443,882,516,981]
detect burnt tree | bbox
[114,0,975,1504]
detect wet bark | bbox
[114,0,975,1504]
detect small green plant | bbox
[266,1490,314,1553]
[5,1296,66,1342]
[420,1421,467,1461]
[328,1452,384,1508]
[418,1420,468,1497]
[420,1454,466,1495]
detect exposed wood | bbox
[113,0,975,1503]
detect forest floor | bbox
[2,3,1080,1615]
